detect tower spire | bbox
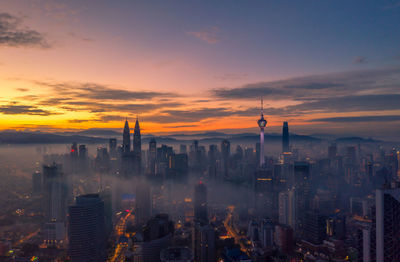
[257,98,267,167]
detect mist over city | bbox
[0,1,400,262]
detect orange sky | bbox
[0,1,399,139]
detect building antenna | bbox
[261,97,264,116]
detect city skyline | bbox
[0,1,399,140]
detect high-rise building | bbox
[326,213,346,240]
[160,247,193,262]
[247,220,259,241]
[257,98,267,167]
[374,184,400,262]
[130,214,174,262]
[282,121,289,153]
[133,117,142,175]
[78,145,87,159]
[70,142,78,159]
[194,182,208,224]
[42,163,68,244]
[208,144,218,179]
[355,219,372,262]
[109,138,117,159]
[261,218,274,248]
[148,138,157,176]
[221,139,230,179]
[78,145,88,173]
[168,153,189,180]
[32,171,42,194]
[136,180,152,226]
[123,118,131,154]
[274,224,293,254]
[196,224,215,262]
[68,194,106,262]
[302,209,327,245]
[180,144,187,154]
[328,143,337,159]
[278,189,296,230]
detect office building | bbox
[374,184,400,262]
[194,182,208,224]
[282,121,289,153]
[133,117,142,175]
[123,118,131,154]
[68,194,106,262]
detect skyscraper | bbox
[208,144,218,179]
[109,138,117,159]
[278,189,296,230]
[257,98,267,167]
[133,117,142,175]
[136,180,152,226]
[194,182,208,224]
[148,138,157,176]
[198,224,215,262]
[130,214,174,262]
[32,170,42,194]
[282,121,289,153]
[221,139,230,179]
[123,118,131,153]
[328,143,337,159]
[375,184,400,262]
[68,194,106,262]
[42,163,68,244]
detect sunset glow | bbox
[0,1,399,139]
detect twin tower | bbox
[122,118,142,175]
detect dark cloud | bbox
[287,94,400,113]
[168,124,199,128]
[212,67,400,101]
[15,88,29,92]
[257,94,400,117]
[0,13,49,48]
[68,119,102,123]
[353,56,367,64]
[148,107,258,123]
[0,104,60,116]
[309,115,400,123]
[34,81,177,101]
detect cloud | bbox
[0,104,60,116]
[34,80,176,101]
[148,107,257,123]
[15,88,29,92]
[215,73,248,81]
[353,56,367,64]
[288,94,400,113]
[67,119,102,123]
[212,67,400,101]
[187,26,220,44]
[0,12,50,48]
[309,115,400,122]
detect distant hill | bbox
[0,130,386,145]
[0,131,107,144]
[335,137,380,143]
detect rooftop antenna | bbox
[261,97,264,116]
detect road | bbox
[223,206,250,255]
[14,228,41,246]
[108,210,133,262]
